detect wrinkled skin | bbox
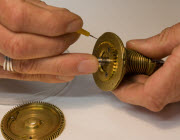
[113,23,180,112]
[0,0,99,83]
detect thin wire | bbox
[98,58,114,63]
[90,35,98,39]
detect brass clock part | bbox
[93,32,164,91]
[1,102,65,140]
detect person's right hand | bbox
[0,0,98,83]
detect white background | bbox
[0,0,180,140]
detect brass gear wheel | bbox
[93,32,126,91]
[1,102,65,140]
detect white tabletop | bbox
[0,0,180,139]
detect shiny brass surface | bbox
[93,32,164,91]
[1,102,65,140]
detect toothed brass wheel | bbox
[1,102,65,140]
[93,32,126,91]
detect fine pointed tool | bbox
[77,29,97,39]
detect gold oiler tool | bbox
[92,32,164,91]
[77,29,97,39]
[1,102,65,140]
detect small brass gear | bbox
[97,41,118,75]
[1,102,65,140]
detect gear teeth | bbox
[1,101,65,140]
[99,42,119,76]
[111,50,118,75]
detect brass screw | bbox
[93,32,164,91]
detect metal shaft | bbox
[98,58,114,63]
[98,49,164,76]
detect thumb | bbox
[126,23,180,59]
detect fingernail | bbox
[66,19,82,33]
[127,39,146,46]
[127,40,137,46]
[78,59,98,74]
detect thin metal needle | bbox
[90,35,98,39]
[98,58,114,63]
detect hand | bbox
[0,0,98,83]
[113,23,180,112]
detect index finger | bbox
[0,0,83,36]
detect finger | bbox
[0,0,83,36]
[126,23,180,59]
[144,45,180,108]
[124,74,149,84]
[0,24,80,59]
[0,53,99,76]
[26,0,47,6]
[112,75,148,108]
[112,78,166,112]
[27,0,63,10]
[113,79,149,109]
[113,71,169,112]
[0,67,74,83]
[26,0,70,11]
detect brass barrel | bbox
[126,49,164,76]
